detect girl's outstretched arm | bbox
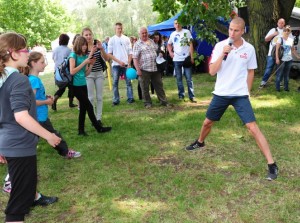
[14,110,61,147]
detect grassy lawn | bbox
[1,71,300,223]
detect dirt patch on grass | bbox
[148,155,206,172]
[148,155,180,166]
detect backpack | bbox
[54,57,73,88]
[271,37,284,60]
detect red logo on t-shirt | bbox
[240,53,247,59]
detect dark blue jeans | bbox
[261,56,276,84]
[276,60,292,91]
[173,61,195,99]
[112,66,134,104]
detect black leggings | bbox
[5,156,37,222]
[39,118,68,156]
[73,85,98,132]
[54,84,74,99]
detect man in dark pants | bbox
[52,33,77,110]
[133,27,169,108]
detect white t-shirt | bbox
[107,34,132,66]
[277,37,294,61]
[211,38,257,96]
[266,27,292,56]
[168,29,193,61]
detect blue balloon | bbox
[126,68,137,80]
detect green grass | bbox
[1,72,300,223]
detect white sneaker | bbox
[65,149,81,159]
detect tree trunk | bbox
[278,0,296,22]
[247,0,296,75]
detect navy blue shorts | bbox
[206,94,256,124]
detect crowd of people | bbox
[1,16,293,222]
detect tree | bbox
[0,0,71,48]
[246,0,296,74]
[69,0,158,39]
[97,0,297,75]
[152,0,297,74]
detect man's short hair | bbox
[231,17,245,29]
[115,22,122,26]
[59,34,70,46]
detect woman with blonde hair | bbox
[275,25,300,91]
[82,27,112,130]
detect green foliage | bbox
[295,0,300,7]
[97,0,131,8]
[151,0,245,62]
[95,0,246,45]
[95,0,243,67]
[193,52,205,66]
[97,0,246,45]
[152,0,182,22]
[0,0,71,49]
[152,0,246,45]
[74,0,158,39]
[179,33,205,66]
[230,0,247,8]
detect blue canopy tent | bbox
[147,14,229,57]
[148,14,230,73]
[148,13,181,37]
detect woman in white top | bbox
[275,26,300,91]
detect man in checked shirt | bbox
[133,27,170,109]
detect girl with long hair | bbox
[24,51,81,158]
[81,27,112,130]
[0,32,61,223]
[70,36,111,135]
